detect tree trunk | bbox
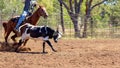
[70,14,80,37]
[73,20,80,37]
[90,17,94,37]
[0,10,2,23]
[58,0,83,38]
[60,2,65,34]
[82,17,88,38]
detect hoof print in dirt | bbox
[0,44,12,51]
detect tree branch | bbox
[77,0,83,13]
[91,0,106,10]
[58,0,74,17]
[69,0,73,12]
[58,0,70,12]
[74,0,78,13]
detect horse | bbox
[2,5,48,45]
[15,23,62,53]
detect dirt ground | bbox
[0,38,120,68]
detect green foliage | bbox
[0,0,120,29]
[0,0,5,10]
[0,0,23,20]
[38,0,54,14]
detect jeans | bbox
[15,11,28,30]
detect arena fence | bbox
[1,19,120,39]
[0,12,120,39]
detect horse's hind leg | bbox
[15,39,30,52]
[20,39,29,49]
[22,39,31,51]
[15,39,23,52]
[4,30,12,46]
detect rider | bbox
[14,0,37,32]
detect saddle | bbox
[11,13,32,24]
[11,16,20,23]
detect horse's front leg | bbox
[12,29,21,43]
[4,30,12,46]
[46,40,57,52]
[22,39,31,51]
[11,34,17,43]
[15,39,24,52]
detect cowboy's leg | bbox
[15,11,27,30]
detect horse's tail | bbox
[2,22,7,36]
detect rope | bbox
[44,26,48,34]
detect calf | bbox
[16,23,62,53]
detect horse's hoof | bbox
[5,43,9,46]
[14,47,20,52]
[15,49,19,53]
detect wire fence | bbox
[1,14,120,39]
[0,4,120,39]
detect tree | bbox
[60,2,65,34]
[82,0,106,37]
[0,0,5,10]
[0,0,5,22]
[58,0,83,37]
[58,0,107,38]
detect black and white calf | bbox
[16,23,62,53]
